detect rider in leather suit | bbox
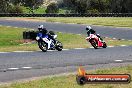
[86,26,103,42]
[38,25,56,44]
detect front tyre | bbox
[103,42,107,48]
[55,41,63,51]
[90,39,98,49]
[38,41,48,52]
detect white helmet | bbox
[86,26,92,31]
[38,25,44,30]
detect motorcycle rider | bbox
[38,25,57,45]
[86,26,103,42]
[38,25,48,34]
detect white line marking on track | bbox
[13,51,34,53]
[128,40,132,41]
[77,34,81,35]
[48,50,56,52]
[113,38,116,40]
[55,22,61,23]
[7,26,11,28]
[14,27,18,28]
[8,68,19,70]
[114,60,123,62]
[0,25,2,26]
[62,49,69,51]
[0,45,128,54]
[68,23,75,24]
[108,46,114,48]
[89,47,94,48]
[23,28,28,29]
[121,39,125,40]
[22,67,32,69]
[74,48,85,50]
[30,29,35,31]
[120,45,127,47]
[105,37,109,38]
[0,52,9,54]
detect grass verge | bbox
[0,26,132,52]
[5,17,132,28]
[35,17,132,28]
[0,65,132,88]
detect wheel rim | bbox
[56,42,63,49]
[42,42,47,50]
[39,42,47,51]
[92,40,97,48]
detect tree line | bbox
[0,0,43,13]
[61,0,132,13]
[0,0,132,13]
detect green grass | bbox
[0,26,88,51]
[57,32,88,49]
[26,17,132,28]
[0,65,132,88]
[104,37,132,46]
[21,6,67,14]
[22,6,46,14]
[0,26,132,52]
[0,26,25,46]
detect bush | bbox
[45,3,59,13]
[8,5,23,13]
[88,9,99,13]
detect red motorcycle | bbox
[86,34,107,49]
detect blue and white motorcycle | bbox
[36,32,63,52]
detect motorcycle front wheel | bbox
[55,40,63,51]
[38,41,48,52]
[103,42,107,48]
[90,39,98,49]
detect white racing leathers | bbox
[42,35,57,49]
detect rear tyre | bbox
[38,41,48,52]
[55,40,63,51]
[103,42,107,48]
[90,39,98,49]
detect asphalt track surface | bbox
[0,19,132,83]
[0,19,132,39]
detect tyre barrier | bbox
[0,13,132,17]
[23,31,37,40]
